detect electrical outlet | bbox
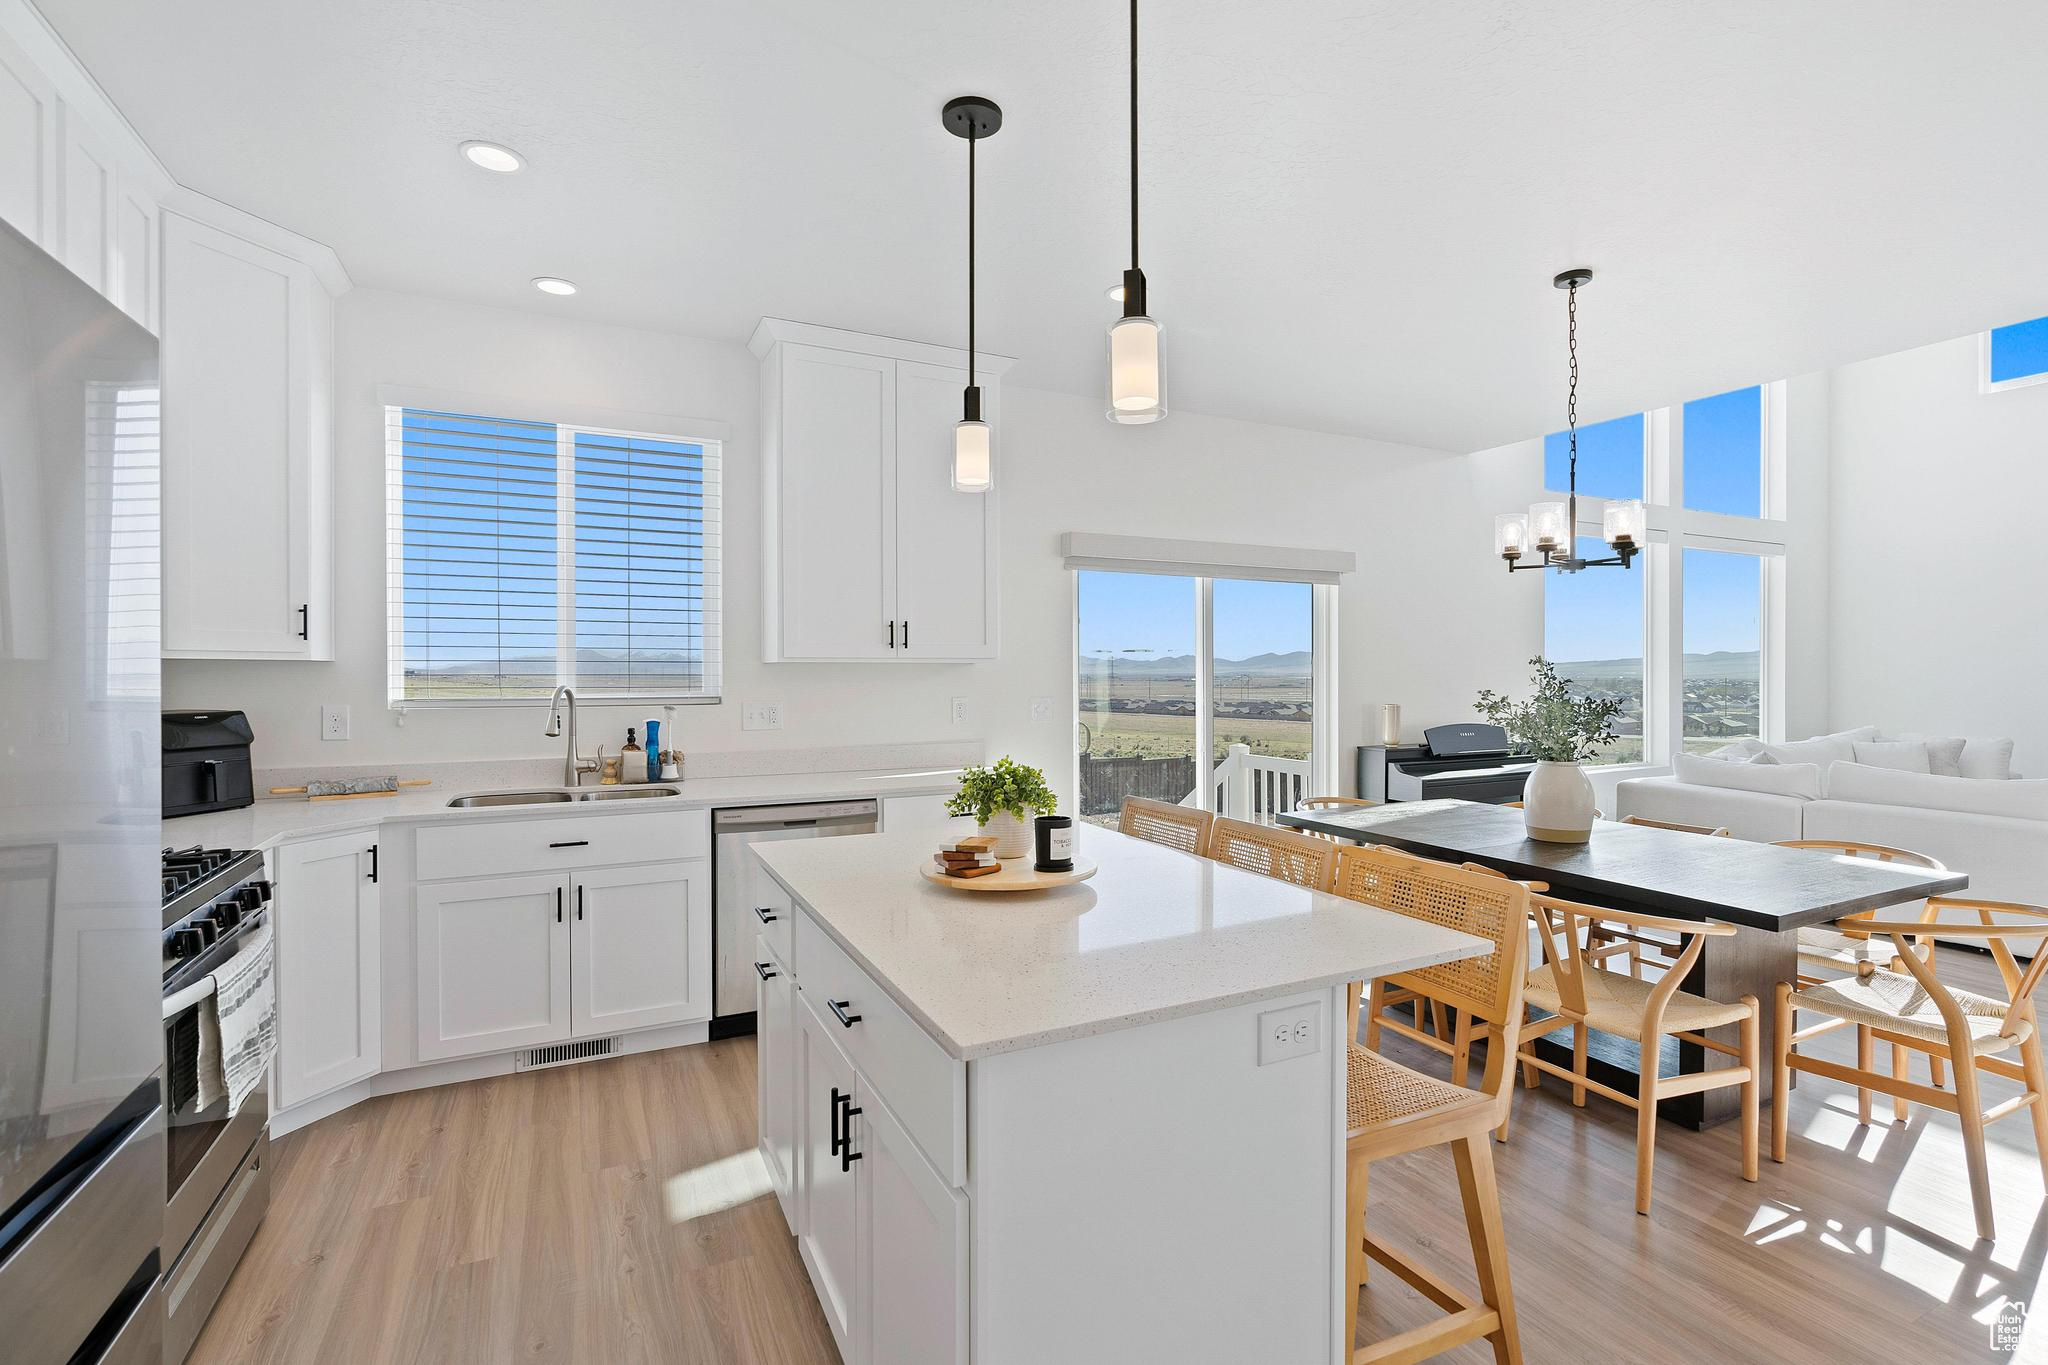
[1257,1001,1322,1066]
[1030,696,1053,721]
[322,704,351,741]
[951,696,969,725]
[742,702,783,731]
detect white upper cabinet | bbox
[160,205,336,659]
[56,101,110,294]
[0,27,55,249]
[752,320,1006,663]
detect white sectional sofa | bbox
[1616,729,2048,910]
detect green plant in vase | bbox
[946,757,1057,859]
[1474,656,1623,843]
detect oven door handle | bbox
[163,974,217,1020]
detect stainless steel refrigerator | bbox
[0,216,166,1362]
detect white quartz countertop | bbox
[753,823,1488,1060]
[164,766,965,852]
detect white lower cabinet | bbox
[272,831,381,1109]
[415,872,571,1061]
[415,857,709,1062]
[756,937,796,1221]
[779,936,968,1365]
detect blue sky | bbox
[1076,572,1311,661]
[1990,315,2048,383]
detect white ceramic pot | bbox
[1522,760,1596,843]
[982,810,1033,859]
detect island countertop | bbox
[752,822,1487,1060]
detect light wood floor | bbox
[194,948,2048,1363]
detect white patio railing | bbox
[1182,743,1311,824]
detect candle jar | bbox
[1034,814,1074,872]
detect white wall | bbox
[164,288,1542,802]
[1827,332,2048,776]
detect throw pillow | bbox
[1852,740,1932,774]
[1760,726,1877,768]
[1959,738,2017,781]
[1674,751,1822,800]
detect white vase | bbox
[982,810,1033,859]
[1522,761,1597,843]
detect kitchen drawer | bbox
[416,807,709,881]
[795,909,965,1188]
[751,875,795,964]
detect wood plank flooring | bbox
[193,949,2047,1363]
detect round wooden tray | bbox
[919,856,1098,893]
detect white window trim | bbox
[1980,328,2048,394]
[383,396,725,710]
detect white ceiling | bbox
[41,0,2048,452]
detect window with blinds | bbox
[385,406,721,705]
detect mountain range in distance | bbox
[1554,650,1759,683]
[1078,650,1310,680]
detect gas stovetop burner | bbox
[161,846,241,905]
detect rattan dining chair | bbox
[1775,840,1946,985]
[1773,898,2048,1241]
[1117,796,1213,856]
[1517,893,1761,1214]
[1207,816,1339,889]
[1329,844,1529,1364]
[1586,817,1734,978]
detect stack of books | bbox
[932,834,1001,879]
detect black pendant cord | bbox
[968,126,976,393]
[1129,0,1139,273]
[1564,277,1579,551]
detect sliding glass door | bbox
[1076,570,1327,828]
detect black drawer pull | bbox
[827,998,862,1029]
[830,1085,848,1156]
[550,840,590,849]
[297,603,309,639]
[840,1097,864,1173]
[754,960,778,980]
[754,905,778,923]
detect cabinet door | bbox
[797,991,861,1361]
[568,860,709,1036]
[112,182,156,329]
[893,361,997,661]
[57,104,112,294]
[0,28,56,248]
[756,936,796,1226]
[772,343,897,660]
[273,832,381,1109]
[160,211,329,658]
[415,873,570,1061]
[859,1082,969,1365]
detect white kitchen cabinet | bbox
[860,1079,970,1365]
[752,319,1005,663]
[56,102,111,295]
[415,872,571,1062]
[798,990,862,1360]
[756,936,796,1222]
[160,208,334,659]
[273,830,381,1109]
[0,27,56,248]
[569,860,709,1036]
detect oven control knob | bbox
[235,885,267,912]
[192,917,219,947]
[167,927,206,959]
[214,901,242,929]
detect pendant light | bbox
[1107,0,1165,423]
[1495,268,1644,574]
[944,96,1002,492]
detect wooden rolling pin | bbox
[269,777,434,801]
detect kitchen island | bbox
[750,822,1486,1365]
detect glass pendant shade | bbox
[1107,314,1166,423]
[1528,501,1569,552]
[1494,513,1530,561]
[1602,498,1645,549]
[952,419,993,492]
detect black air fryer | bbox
[162,710,256,817]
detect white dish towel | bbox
[197,921,276,1114]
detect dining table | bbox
[1277,797,1970,1127]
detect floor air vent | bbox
[515,1037,617,1071]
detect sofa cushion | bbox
[1925,737,1968,778]
[1760,726,1880,768]
[1961,737,2017,781]
[1615,776,1808,843]
[1705,739,1763,762]
[1675,751,1823,800]
[1824,762,2048,821]
[1894,733,1999,778]
[1853,740,1932,774]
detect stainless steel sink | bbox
[446,786,681,808]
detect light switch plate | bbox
[1258,1000,1322,1066]
[322,704,350,741]
[742,702,783,731]
[951,696,969,725]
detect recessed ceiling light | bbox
[531,276,578,296]
[1105,284,1125,303]
[461,140,524,173]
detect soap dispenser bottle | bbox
[619,727,643,784]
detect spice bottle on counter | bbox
[619,728,643,784]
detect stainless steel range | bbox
[159,846,273,1364]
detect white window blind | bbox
[385,406,722,706]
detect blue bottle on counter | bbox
[644,718,661,782]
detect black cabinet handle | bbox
[550,840,589,849]
[367,844,378,883]
[827,998,861,1029]
[297,603,309,640]
[901,619,909,648]
[754,905,778,924]
[887,620,895,649]
[840,1096,864,1173]
[754,960,777,980]
[555,887,562,924]
[576,885,584,921]
[830,1085,847,1156]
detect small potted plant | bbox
[1474,656,1623,843]
[945,756,1058,859]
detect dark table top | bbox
[1276,799,1969,932]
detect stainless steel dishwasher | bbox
[711,800,879,1035]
